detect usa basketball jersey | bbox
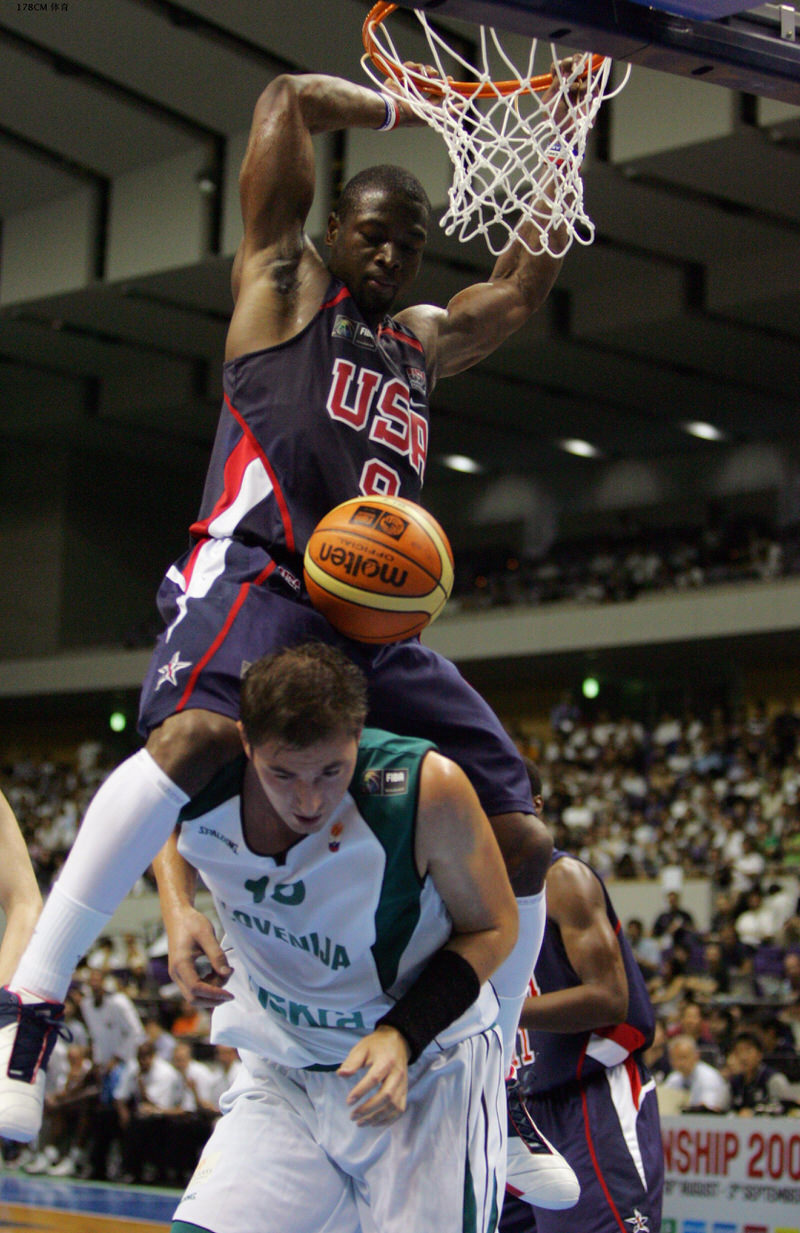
[511,852,654,1096]
[176,729,499,1070]
[191,279,430,571]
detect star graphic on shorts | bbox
[155,650,192,690]
[624,1211,649,1233]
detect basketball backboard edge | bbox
[393,0,800,103]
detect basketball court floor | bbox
[0,1173,175,1232]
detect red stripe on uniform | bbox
[174,561,276,713]
[189,434,257,541]
[596,1023,647,1055]
[180,538,205,588]
[322,285,351,310]
[625,1054,643,1111]
[379,325,424,352]
[577,1021,645,1081]
[580,1086,628,1233]
[223,392,296,554]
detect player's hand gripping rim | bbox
[384,61,466,120]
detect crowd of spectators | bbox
[528,697,800,889]
[0,740,231,1183]
[633,911,800,1118]
[451,515,799,611]
[525,695,800,1119]
[1,941,240,1184]
[1,740,144,894]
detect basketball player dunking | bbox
[0,67,594,1206]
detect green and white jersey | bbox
[176,728,499,1070]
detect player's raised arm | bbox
[399,230,565,384]
[229,72,424,358]
[239,75,402,255]
[398,58,588,383]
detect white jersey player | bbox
[155,641,518,1233]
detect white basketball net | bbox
[362,9,630,257]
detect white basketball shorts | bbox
[171,1027,505,1233]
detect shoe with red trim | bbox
[506,1079,581,1211]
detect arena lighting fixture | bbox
[440,453,484,473]
[558,438,602,458]
[682,420,727,441]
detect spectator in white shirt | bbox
[171,1041,218,1115]
[663,1035,730,1113]
[653,713,682,751]
[133,1041,183,1111]
[170,1040,220,1173]
[80,968,145,1069]
[735,886,780,948]
[625,918,663,981]
[120,1040,185,1184]
[143,1015,176,1062]
[562,794,594,830]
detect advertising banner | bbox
[662,1114,800,1232]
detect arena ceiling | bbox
[1,0,800,550]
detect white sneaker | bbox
[0,988,67,1143]
[24,1146,59,1174]
[9,1146,37,1170]
[48,1155,77,1176]
[506,1081,580,1211]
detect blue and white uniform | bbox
[138,279,532,820]
[501,853,664,1233]
[170,730,506,1233]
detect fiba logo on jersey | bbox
[361,767,409,796]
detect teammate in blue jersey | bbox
[0,66,593,1175]
[154,641,517,1233]
[500,762,664,1233]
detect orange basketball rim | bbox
[362,1,605,97]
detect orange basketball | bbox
[303,496,454,644]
